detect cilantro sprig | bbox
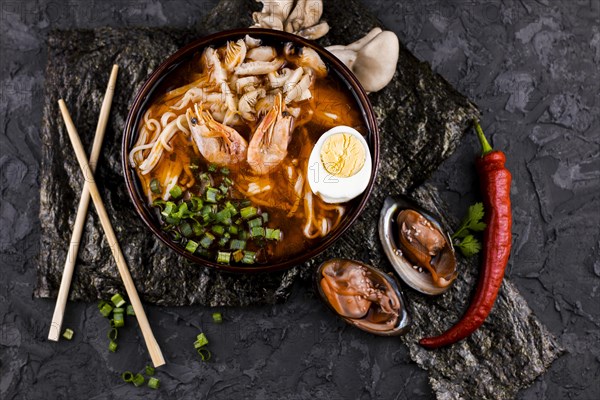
[452,203,486,257]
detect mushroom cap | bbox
[352,31,399,93]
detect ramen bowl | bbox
[122,28,379,273]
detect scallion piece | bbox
[218,237,229,247]
[108,340,118,353]
[147,377,160,390]
[211,225,225,236]
[180,222,193,238]
[62,328,74,340]
[232,249,244,262]
[261,212,269,223]
[240,199,252,208]
[250,226,265,238]
[113,307,124,314]
[150,178,162,194]
[126,305,135,316]
[212,312,222,324]
[265,228,281,241]
[215,209,232,225]
[216,251,231,264]
[162,201,177,218]
[99,302,113,317]
[121,371,134,383]
[145,365,155,376]
[220,167,230,175]
[169,184,183,199]
[192,221,204,236]
[200,232,215,249]
[113,312,125,328]
[205,187,220,203]
[208,163,218,172]
[108,328,118,341]
[238,230,249,240]
[228,225,238,235]
[185,240,199,254]
[111,293,126,308]
[132,373,145,387]
[225,201,238,216]
[229,239,246,250]
[247,218,262,228]
[197,348,212,361]
[242,251,256,264]
[195,332,209,348]
[240,206,258,219]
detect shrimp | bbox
[247,93,295,175]
[187,104,248,166]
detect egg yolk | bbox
[320,133,366,178]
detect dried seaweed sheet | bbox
[37,0,477,306]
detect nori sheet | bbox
[36,1,563,397]
[37,0,478,306]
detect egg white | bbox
[307,126,372,204]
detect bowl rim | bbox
[122,28,380,273]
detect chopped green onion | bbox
[113,307,124,314]
[132,373,145,387]
[62,328,74,340]
[192,221,204,236]
[169,184,183,199]
[215,209,232,225]
[145,365,155,376]
[111,293,126,307]
[250,226,265,238]
[242,251,256,264]
[107,328,118,341]
[211,225,225,236]
[189,162,199,170]
[229,239,246,250]
[147,377,160,390]
[98,300,108,309]
[240,206,258,219]
[108,340,118,353]
[217,237,230,247]
[232,249,244,262]
[240,199,252,208]
[180,222,193,238]
[219,183,229,194]
[185,240,199,254]
[99,302,113,317]
[238,230,249,240]
[205,187,220,203]
[261,212,269,223]
[248,218,263,228]
[220,167,230,175]
[223,177,233,186]
[113,312,125,328]
[190,196,203,211]
[212,312,222,323]
[162,201,177,218]
[208,163,217,172]
[216,251,231,264]
[197,348,211,361]
[195,332,209,348]
[228,225,238,235]
[126,305,135,316]
[225,201,238,216]
[121,371,134,383]
[150,179,162,194]
[265,228,281,241]
[200,232,215,249]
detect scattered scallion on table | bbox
[62,328,74,340]
[212,312,222,324]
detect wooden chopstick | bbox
[58,100,166,368]
[49,65,119,342]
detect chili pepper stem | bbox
[473,119,493,156]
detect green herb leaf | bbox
[452,202,486,239]
[457,234,482,257]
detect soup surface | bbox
[129,35,367,265]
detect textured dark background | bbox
[1,0,599,399]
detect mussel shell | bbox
[315,258,411,336]
[378,196,457,295]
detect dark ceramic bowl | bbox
[122,28,380,273]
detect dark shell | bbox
[315,258,410,336]
[379,196,457,295]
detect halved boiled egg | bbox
[307,126,372,204]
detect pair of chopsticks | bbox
[48,65,165,368]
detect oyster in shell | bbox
[379,196,458,295]
[315,258,410,336]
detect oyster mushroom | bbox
[379,197,458,295]
[251,0,330,40]
[315,258,411,336]
[326,28,399,93]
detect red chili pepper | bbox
[419,121,512,349]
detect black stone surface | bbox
[1,1,598,399]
